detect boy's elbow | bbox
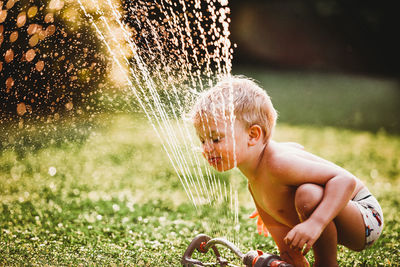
[345,174,357,190]
[332,173,357,192]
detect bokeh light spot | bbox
[27,24,42,35]
[35,60,44,71]
[10,31,18,42]
[25,49,36,62]
[6,77,14,91]
[65,101,73,111]
[29,33,39,46]
[16,102,27,116]
[48,0,64,11]
[17,12,27,27]
[6,0,16,10]
[27,6,38,18]
[5,49,14,63]
[44,13,54,23]
[0,9,7,23]
[46,24,56,36]
[38,29,46,40]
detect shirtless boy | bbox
[191,76,383,267]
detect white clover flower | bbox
[48,167,57,176]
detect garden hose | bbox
[182,234,293,267]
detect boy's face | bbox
[195,114,249,172]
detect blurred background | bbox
[228,0,400,133]
[230,0,399,76]
[1,0,399,135]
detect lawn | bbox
[1,110,399,266]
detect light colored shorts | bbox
[352,187,384,248]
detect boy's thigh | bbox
[334,201,365,251]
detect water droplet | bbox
[27,6,38,18]
[44,13,54,23]
[46,25,56,36]
[17,102,27,116]
[29,34,39,46]
[27,24,42,35]
[17,12,26,27]
[35,60,44,71]
[48,0,64,10]
[5,0,15,9]
[5,49,14,63]
[65,101,73,110]
[9,31,18,42]
[25,49,36,62]
[0,10,7,23]
[38,29,46,40]
[5,77,14,91]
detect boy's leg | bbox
[295,184,366,264]
[334,201,365,251]
[295,184,338,267]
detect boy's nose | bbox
[202,140,214,153]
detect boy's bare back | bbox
[248,141,365,229]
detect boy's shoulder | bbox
[262,141,350,186]
[261,141,309,181]
[265,141,305,164]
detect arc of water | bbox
[102,0,211,205]
[141,0,234,205]
[106,0,232,205]
[77,0,199,207]
[78,0,236,210]
[141,14,216,205]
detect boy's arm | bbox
[249,185,309,267]
[270,154,357,253]
[254,201,309,267]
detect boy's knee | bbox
[295,183,324,219]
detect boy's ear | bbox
[248,124,263,146]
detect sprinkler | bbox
[182,234,293,267]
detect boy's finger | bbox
[283,235,290,246]
[290,235,301,250]
[284,231,295,246]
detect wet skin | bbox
[196,117,366,267]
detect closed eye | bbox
[212,137,221,143]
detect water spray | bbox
[182,234,293,267]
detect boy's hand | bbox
[283,220,324,255]
[249,210,269,237]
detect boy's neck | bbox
[238,140,273,181]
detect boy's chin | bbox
[211,164,234,172]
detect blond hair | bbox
[191,75,278,142]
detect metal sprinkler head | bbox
[181,234,294,267]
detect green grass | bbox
[1,113,399,266]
